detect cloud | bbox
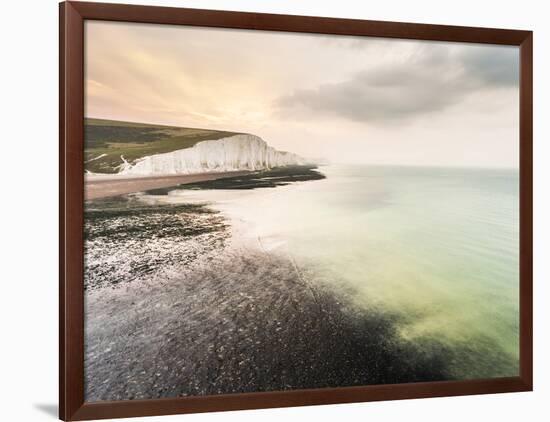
[460,48,519,87]
[276,45,518,124]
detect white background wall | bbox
[1,0,547,421]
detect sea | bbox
[84,164,520,398]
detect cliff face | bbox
[117,134,304,176]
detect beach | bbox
[84,171,252,200]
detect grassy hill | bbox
[85,118,239,174]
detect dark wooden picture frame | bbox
[60,1,533,420]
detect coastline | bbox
[83,164,519,401]
[84,171,253,200]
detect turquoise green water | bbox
[205,165,519,379]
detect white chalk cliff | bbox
[117,134,305,176]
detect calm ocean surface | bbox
[175,164,520,379]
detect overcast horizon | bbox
[85,21,520,168]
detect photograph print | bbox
[83,20,520,402]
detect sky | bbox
[85,21,519,168]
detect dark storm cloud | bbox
[276,46,518,123]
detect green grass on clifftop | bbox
[85,118,239,174]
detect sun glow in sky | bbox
[85,21,519,168]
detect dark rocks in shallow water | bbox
[146,165,326,194]
[85,249,453,402]
[83,196,229,290]
[83,189,455,402]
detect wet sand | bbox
[85,171,252,200]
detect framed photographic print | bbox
[59,1,533,420]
